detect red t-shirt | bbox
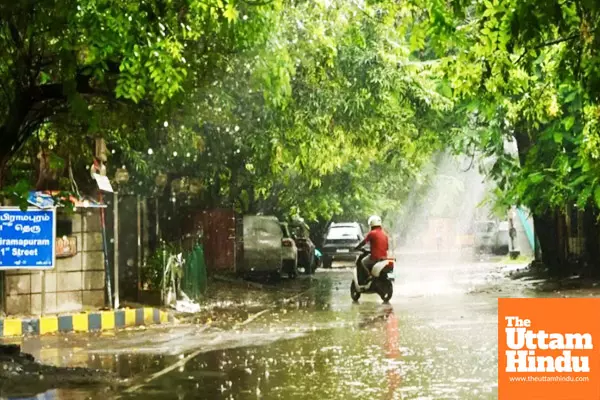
[365,227,389,260]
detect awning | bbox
[27,191,107,209]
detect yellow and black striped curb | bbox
[0,308,173,337]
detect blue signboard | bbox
[0,207,56,270]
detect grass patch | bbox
[501,255,533,264]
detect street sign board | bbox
[93,174,114,193]
[0,207,56,270]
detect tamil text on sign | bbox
[0,207,56,269]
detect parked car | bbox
[240,215,282,278]
[289,220,317,274]
[280,222,299,278]
[495,221,510,254]
[321,222,365,268]
[474,220,497,254]
[474,220,510,256]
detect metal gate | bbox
[199,209,236,272]
[106,194,146,304]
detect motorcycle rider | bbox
[355,215,389,276]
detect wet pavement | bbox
[0,254,587,399]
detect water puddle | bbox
[5,390,59,400]
[2,389,104,400]
[86,328,308,357]
[0,264,518,400]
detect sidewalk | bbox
[0,307,173,337]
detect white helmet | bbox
[368,215,382,227]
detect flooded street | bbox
[1,1,597,399]
[1,256,561,399]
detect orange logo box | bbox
[499,298,600,400]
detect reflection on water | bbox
[6,389,95,400]
[384,308,402,400]
[7,390,57,400]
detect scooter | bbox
[351,249,395,303]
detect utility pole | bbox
[114,166,129,309]
[113,191,120,309]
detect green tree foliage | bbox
[0,0,278,182]
[96,0,454,225]
[411,0,600,270]
[6,0,547,252]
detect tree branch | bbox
[515,34,579,64]
[30,76,91,102]
[535,34,580,49]
[0,80,12,102]
[28,71,125,105]
[461,151,475,172]
[240,0,274,6]
[7,20,23,49]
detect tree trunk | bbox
[513,131,531,168]
[0,89,36,171]
[534,210,568,276]
[534,235,542,261]
[557,210,569,267]
[582,205,600,274]
[247,187,256,214]
[0,157,6,190]
[229,161,238,210]
[513,130,567,273]
[0,146,19,191]
[209,174,221,209]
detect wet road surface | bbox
[0,254,562,399]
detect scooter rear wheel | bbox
[350,281,361,302]
[379,279,393,303]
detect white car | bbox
[495,221,510,254]
[241,215,283,278]
[280,222,299,278]
[474,220,510,255]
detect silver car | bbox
[280,222,299,278]
[474,220,510,255]
[495,221,510,254]
[474,220,497,253]
[240,215,283,277]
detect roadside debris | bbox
[0,344,119,396]
[172,291,201,313]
